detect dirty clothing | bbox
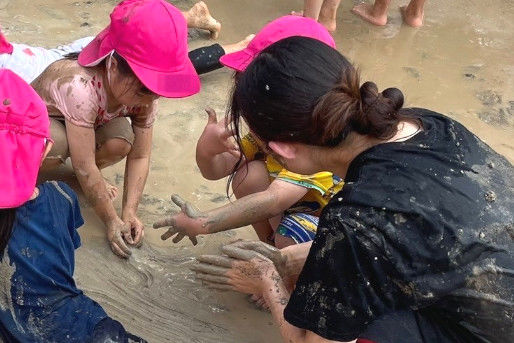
[0,182,143,342]
[284,109,514,342]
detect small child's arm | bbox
[153,179,308,244]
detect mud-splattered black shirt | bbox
[284,109,514,343]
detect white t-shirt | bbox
[0,36,93,83]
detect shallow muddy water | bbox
[1,0,513,342]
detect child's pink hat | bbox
[0,69,50,209]
[78,0,200,98]
[220,15,336,72]
[0,28,13,54]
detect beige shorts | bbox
[48,117,135,162]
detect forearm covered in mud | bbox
[122,126,153,217]
[200,190,280,233]
[200,180,308,233]
[76,163,119,225]
[66,121,118,225]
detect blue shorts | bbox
[276,213,319,244]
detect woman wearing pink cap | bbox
[0,69,147,342]
[28,0,217,258]
[153,16,340,260]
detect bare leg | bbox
[318,0,341,32]
[352,0,391,26]
[182,1,221,39]
[221,34,255,54]
[232,161,280,245]
[400,0,426,27]
[303,0,324,20]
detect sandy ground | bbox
[1,0,513,342]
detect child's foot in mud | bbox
[104,179,118,201]
[352,3,388,26]
[400,5,424,27]
[185,1,221,39]
[223,34,255,54]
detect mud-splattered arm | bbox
[191,241,347,343]
[153,180,307,244]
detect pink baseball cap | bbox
[78,0,200,98]
[0,29,13,54]
[0,69,50,209]
[220,15,336,72]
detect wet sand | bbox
[2,0,514,341]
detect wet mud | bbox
[1,0,513,342]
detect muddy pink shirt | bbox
[33,61,157,129]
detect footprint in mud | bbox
[475,90,514,127]
[476,89,502,106]
[402,66,421,80]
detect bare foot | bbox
[318,16,337,32]
[400,5,424,27]
[104,179,118,201]
[184,1,222,39]
[290,10,304,16]
[222,34,255,54]
[352,3,388,26]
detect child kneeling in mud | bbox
[0,69,145,342]
[153,16,341,250]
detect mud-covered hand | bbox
[122,212,145,247]
[106,218,132,258]
[198,108,239,157]
[191,244,280,295]
[152,194,207,245]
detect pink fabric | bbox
[41,69,156,129]
[0,69,50,208]
[78,0,200,98]
[0,29,13,54]
[220,15,336,72]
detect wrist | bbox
[122,208,137,219]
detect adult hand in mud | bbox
[192,241,282,295]
[199,108,239,157]
[122,212,145,247]
[152,195,206,245]
[106,218,132,258]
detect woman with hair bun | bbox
[193,36,514,343]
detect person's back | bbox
[0,181,107,342]
[287,109,513,342]
[0,68,146,343]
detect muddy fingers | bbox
[221,245,268,261]
[195,272,230,284]
[197,255,235,268]
[190,263,229,276]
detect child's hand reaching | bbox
[152,195,208,245]
[199,108,240,157]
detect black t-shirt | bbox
[284,109,514,343]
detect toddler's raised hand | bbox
[199,108,239,157]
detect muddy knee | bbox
[95,118,135,168]
[232,160,269,198]
[99,138,132,160]
[44,119,69,167]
